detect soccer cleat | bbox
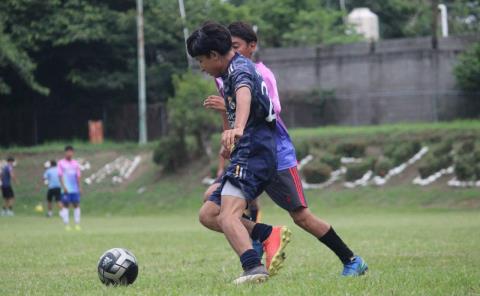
[263,226,291,276]
[233,265,269,285]
[1,209,6,216]
[65,225,72,231]
[342,255,368,276]
[74,225,82,231]
[6,210,14,216]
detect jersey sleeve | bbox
[231,67,254,93]
[263,68,281,114]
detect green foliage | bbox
[319,153,341,170]
[454,154,477,181]
[418,154,453,179]
[153,135,188,172]
[374,157,394,177]
[282,9,361,46]
[431,141,453,157]
[384,141,421,166]
[335,141,366,158]
[294,139,311,160]
[455,42,480,92]
[167,72,218,156]
[302,160,332,183]
[458,139,476,154]
[345,158,375,182]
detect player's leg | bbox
[1,190,7,216]
[219,191,268,284]
[6,189,15,216]
[266,167,368,276]
[72,193,81,230]
[46,190,53,217]
[246,199,264,260]
[60,194,71,229]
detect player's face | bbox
[231,37,256,60]
[195,52,223,77]
[65,150,74,159]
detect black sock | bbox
[250,223,272,243]
[249,209,259,222]
[8,206,12,210]
[319,227,354,264]
[240,249,261,271]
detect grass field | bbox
[1,121,480,295]
[1,201,479,295]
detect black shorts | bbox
[1,186,14,199]
[47,188,62,202]
[265,167,308,211]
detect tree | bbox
[454,42,480,92]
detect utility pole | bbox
[136,0,147,144]
[178,0,191,68]
[431,0,439,49]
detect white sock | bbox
[60,208,69,225]
[74,208,81,224]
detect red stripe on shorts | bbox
[289,167,307,207]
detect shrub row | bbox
[384,141,421,166]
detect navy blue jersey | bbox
[1,165,12,187]
[221,53,276,132]
[218,53,277,199]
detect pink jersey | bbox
[58,159,81,193]
[215,62,282,115]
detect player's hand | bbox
[203,95,226,112]
[222,128,243,151]
[63,187,69,194]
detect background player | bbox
[58,146,82,231]
[1,156,17,216]
[43,160,62,218]
[204,21,368,277]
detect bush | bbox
[417,154,453,179]
[334,141,366,158]
[317,152,341,170]
[431,141,453,157]
[374,157,394,177]
[454,42,480,92]
[294,140,311,160]
[153,135,188,172]
[457,140,476,155]
[345,158,375,182]
[302,161,332,184]
[454,155,477,181]
[384,141,421,166]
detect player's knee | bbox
[290,207,311,227]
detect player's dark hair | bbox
[228,21,257,43]
[65,145,74,151]
[7,156,14,162]
[187,22,232,57]
[50,160,57,167]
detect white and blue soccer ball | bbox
[97,248,138,286]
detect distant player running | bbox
[188,22,289,284]
[1,156,17,216]
[203,22,368,277]
[58,146,82,231]
[43,160,62,218]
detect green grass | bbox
[1,206,479,295]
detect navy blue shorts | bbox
[62,193,81,205]
[265,167,308,211]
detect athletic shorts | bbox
[47,188,62,202]
[62,193,81,206]
[1,186,14,199]
[265,167,308,211]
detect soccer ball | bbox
[97,248,138,286]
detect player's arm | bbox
[221,86,251,150]
[204,95,229,131]
[76,165,82,194]
[10,167,18,184]
[58,164,68,194]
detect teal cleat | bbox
[342,256,368,276]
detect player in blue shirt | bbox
[1,156,17,216]
[188,22,285,284]
[43,160,62,218]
